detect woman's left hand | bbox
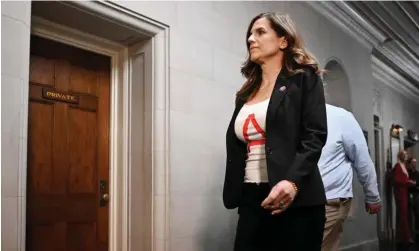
[261,180,297,215]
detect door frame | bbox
[22,2,170,251]
[374,126,386,241]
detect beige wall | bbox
[114,1,378,250]
[2,1,419,251]
[1,1,31,251]
[375,83,419,158]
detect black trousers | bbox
[234,183,326,251]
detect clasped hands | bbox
[261,180,297,215]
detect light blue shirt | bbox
[318,104,381,204]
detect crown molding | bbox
[372,55,419,104]
[306,1,380,51]
[377,41,419,81]
[306,1,419,97]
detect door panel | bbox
[26,35,110,251]
[68,107,97,194]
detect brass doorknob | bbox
[103,193,109,201]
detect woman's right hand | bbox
[261,180,297,215]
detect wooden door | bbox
[26,35,110,251]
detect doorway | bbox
[26,35,111,250]
[14,1,171,250]
[374,126,384,234]
[374,126,391,251]
[323,58,352,112]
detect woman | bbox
[392,150,416,248]
[223,12,328,251]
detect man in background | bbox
[318,104,381,251]
[407,157,419,245]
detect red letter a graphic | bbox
[242,113,266,155]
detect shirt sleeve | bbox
[341,111,381,204]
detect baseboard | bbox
[339,239,379,251]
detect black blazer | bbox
[223,66,328,209]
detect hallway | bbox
[1,1,419,251]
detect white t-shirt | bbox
[234,98,269,183]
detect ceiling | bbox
[347,1,419,86]
[348,1,419,57]
[307,1,419,96]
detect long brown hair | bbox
[237,12,322,102]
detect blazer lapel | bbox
[227,98,245,138]
[267,69,291,119]
[232,99,245,124]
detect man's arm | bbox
[342,112,381,204]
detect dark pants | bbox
[234,183,326,251]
